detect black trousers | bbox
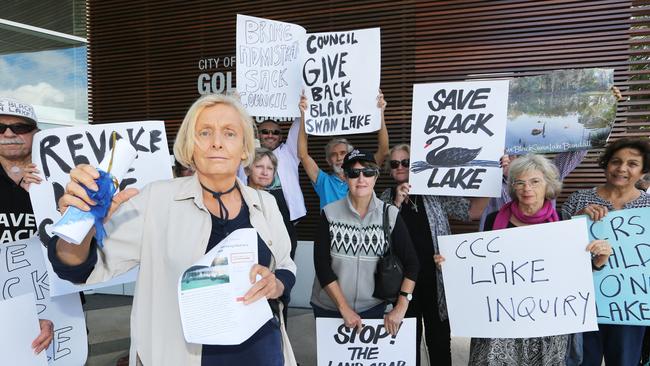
[405,270,451,366]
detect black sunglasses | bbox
[389,159,410,169]
[259,128,281,136]
[346,168,379,179]
[0,123,37,135]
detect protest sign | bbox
[438,218,598,338]
[0,237,87,365]
[236,14,305,117]
[29,121,172,296]
[302,28,381,136]
[506,68,616,154]
[316,318,416,366]
[409,80,508,197]
[0,293,47,366]
[588,207,650,326]
[235,15,381,132]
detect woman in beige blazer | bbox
[48,94,297,366]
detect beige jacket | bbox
[85,175,297,366]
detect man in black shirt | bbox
[0,97,52,354]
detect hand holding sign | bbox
[33,319,54,355]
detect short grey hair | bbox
[251,147,278,170]
[507,154,562,200]
[324,137,353,161]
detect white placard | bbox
[29,121,172,296]
[438,218,598,338]
[0,293,47,366]
[303,28,381,136]
[409,80,509,197]
[316,318,416,366]
[0,237,87,365]
[236,14,306,117]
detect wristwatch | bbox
[399,291,413,301]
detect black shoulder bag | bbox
[372,202,404,303]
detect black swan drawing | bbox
[411,135,499,173]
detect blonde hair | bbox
[173,94,256,170]
[385,143,410,171]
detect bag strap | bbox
[382,202,393,256]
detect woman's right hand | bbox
[58,164,138,221]
[393,182,411,208]
[340,306,363,333]
[434,254,446,270]
[578,204,609,222]
[299,92,308,115]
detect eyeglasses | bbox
[390,159,410,169]
[0,123,37,134]
[346,168,379,179]
[259,129,281,136]
[512,178,544,190]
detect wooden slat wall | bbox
[87,0,648,239]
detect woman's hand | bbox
[340,306,363,333]
[32,319,53,354]
[500,154,511,177]
[244,264,284,304]
[58,164,138,220]
[20,163,42,191]
[434,254,446,270]
[587,239,612,268]
[393,182,411,208]
[578,204,609,221]
[299,92,308,115]
[377,89,387,111]
[384,302,407,336]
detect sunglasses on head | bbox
[0,123,37,135]
[259,128,281,136]
[346,167,379,179]
[389,159,410,169]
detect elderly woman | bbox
[311,149,419,337]
[379,143,489,366]
[47,94,297,366]
[562,137,650,366]
[433,154,610,366]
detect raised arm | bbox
[298,93,321,183]
[374,91,389,166]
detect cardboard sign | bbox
[0,293,47,366]
[588,207,650,326]
[236,14,305,117]
[29,121,172,296]
[505,68,616,154]
[316,318,416,366]
[438,218,598,338]
[409,80,508,197]
[302,28,381,136]
[0,237,87,365]
[236,15,381,134]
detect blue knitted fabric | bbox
[85,170,117,247]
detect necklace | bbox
[9,166,21,174]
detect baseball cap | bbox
[342,149,376,169]
[0,97,38,124]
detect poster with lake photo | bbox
[505,68,617,154]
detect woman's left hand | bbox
[384,302,407,336]
[586,239,612,268]
[244,264,284,304]
[32,319,53,354]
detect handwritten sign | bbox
[236,14,305,117]
[0,293,47,366]
[316,318,415,366]
[409,80,508,197]
[0,237,87,365]
[588,207,650,326]
[438,218,598,338]
[29,121,172,296]
[303,28,381,136]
